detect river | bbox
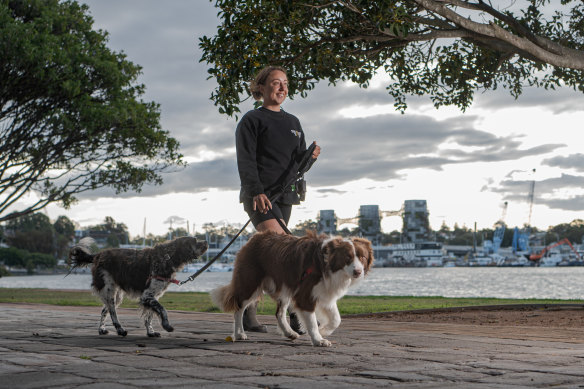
[1,267,583,300]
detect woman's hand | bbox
[253,193,272,214]
[312,142,321,159]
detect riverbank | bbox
[1,288,583,316]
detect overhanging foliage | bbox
[0,0,184,222]
[200,0,584,116]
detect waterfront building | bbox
[359,205,381,242]
[317,209,336,235]
[403,200,430,243]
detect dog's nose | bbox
[353,268,362,278]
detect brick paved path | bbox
[1,303,583,388]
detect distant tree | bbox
[28,252,57,269]
[0,0,183,223]
[447,223,474,246]
[54,216,75,238]
[0,246,28,268]
[435,221,452,243]
[291,219,318,235]
[200,0,584,116]
[85,216,129,248]
[380,229,401,244]
[53,215,75,257]
[5,213,55,254]
[171,227,189,238]
[336,226,360,237]
[546,219,584,245]
[106,234,120,248]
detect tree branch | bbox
[413,0,584,69]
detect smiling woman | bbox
[235,66,320,234]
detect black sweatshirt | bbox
[235,107,307,204]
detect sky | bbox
[33,1,584,238]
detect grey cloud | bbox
[175,121,235,157]
[486,173,584,212]
[473,86,584,114]
[302,113,564,187]
[543,154,584,172]
[75,158,239,200]
[540,197,584,212]
[315,188,348,195]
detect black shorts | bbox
[243,199,292,228]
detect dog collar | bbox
[147,275,180,285]
[300,264,315,282]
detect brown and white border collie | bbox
[211,231,373,347]
[69,236,208,337]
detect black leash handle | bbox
[269,141,317,235]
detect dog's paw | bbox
[162,323,174,332]
[98,329,109,335]
[286,331,299,340]
[116,328,128,337]
[234,333,248,341]
[147,332,161,338]
[312,338,332,347]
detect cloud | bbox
[473,86,584,114]
[543,154,584,172]
[74,158,239,200]
[301,113,564,187]
[72,108,565,201]
[485,173,584,212]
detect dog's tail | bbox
[68,237,97,271]
[210,284,240,313]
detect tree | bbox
[547,219,584,245]
[5,212,55,254]
[85,216,129,248]
[54,215,75,238]
[3,212,75,258]
[0,0,184,222]
[200,0,584,116]
[291,219,318,235]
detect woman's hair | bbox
[249,66,287,101]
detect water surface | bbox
[2,267,583,300]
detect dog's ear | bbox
[352,237,374,273]
[321,238,341,263]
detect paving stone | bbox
[2,303,584,388]
[0,371,94,388]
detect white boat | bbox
[386,242,445,266]
[538,253,563,267]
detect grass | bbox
[1,288,582,315]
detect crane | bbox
[527,168,536,226]
[528,238,581,261]
[494,202,508,247]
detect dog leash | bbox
[178,143,317,286]
[178,219,251,286]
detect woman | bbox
[235,66,320,332]
[236,66,320,232]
